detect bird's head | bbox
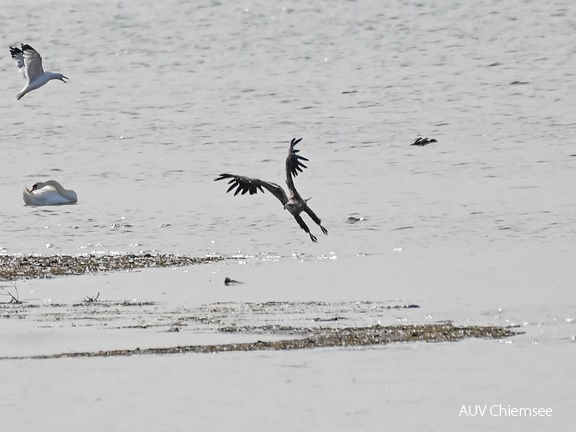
[59,74,69,83]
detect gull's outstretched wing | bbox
[21,44,45,82]
[10,46,27,80]
[215,174,288,206]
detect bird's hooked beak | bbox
[61,75,69,83]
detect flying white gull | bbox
[215,138,328,243]
[9,43,68,100]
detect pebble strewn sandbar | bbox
[0,253,222,281]
[0,323,517,360]
[0,255,520,359]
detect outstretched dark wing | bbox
[285,137,309,196]
[286,137,309,178]
[215,174,288,206]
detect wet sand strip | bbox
[0,323,518,360]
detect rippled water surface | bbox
[1,0,575,429]
[1,0,574,256]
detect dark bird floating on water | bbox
[411,137,437,146]
[224,277,243,286]
[215,138,328,243]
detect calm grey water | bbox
[1,0,575,428]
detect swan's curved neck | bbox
[38,180,76,201]
[43,181,69,194]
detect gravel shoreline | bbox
[0,323,518,360]
[0,253,222,281]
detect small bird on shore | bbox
[215,138,328,243]
[23,180,78,206]
[10,43,68,100]
[411,137,437,146]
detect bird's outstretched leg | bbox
[294,215,318,243]
[305,207,328,236]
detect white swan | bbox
[10,43,68,100]
[23,180,78,206]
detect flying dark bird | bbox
[411,137,437,146]
[215,138,328,243]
